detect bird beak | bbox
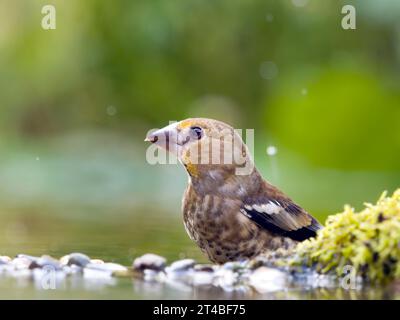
[144,135,158,143]
[145,122,179,152]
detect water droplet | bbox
[107,105,117,116]
[266,146,278,156]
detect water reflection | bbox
[0,271,398,299]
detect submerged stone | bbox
[62,264,82,275]
[133,254,166,271]
[29,255,61,270]
[191,271,215,286]
[249,267,287,293]
[60,253,91,267]
[83,268,113,279]
[90,259,104,264]
[193,264,215,272]
[214,268,239,291]
[166,259,196,273]
[11,257,33,270]
[0,256,11,265]
[222,261,247,272]
[143,269,166,282]
[85,262,127,273]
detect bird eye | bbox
[190,126,203,140]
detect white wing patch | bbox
[240,208,252,218]
[244,201,283,215]
[241,199,320,240]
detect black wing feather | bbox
[241,200,322,241]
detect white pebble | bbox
[249,267,287,293]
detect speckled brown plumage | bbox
[182,183,295,263]
[146,118,322,264]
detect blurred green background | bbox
[0,0,399,265]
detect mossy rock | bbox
[290,189,400,283]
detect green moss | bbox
[292,189,400,283]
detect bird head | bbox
[145,118,254,180]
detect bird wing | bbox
[240,196,322,241]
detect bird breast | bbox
[182,189,275,263]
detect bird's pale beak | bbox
[145,122,179,152]
[144,135,158,143]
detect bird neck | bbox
[187,165,263,198]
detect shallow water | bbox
[0,270,399,300]
[0,208,206,266]
[0,210,399,299]
[0,136,398,299]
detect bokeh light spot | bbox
[292,0,309,7]
[107,105,117,116]
[266,145,278,156]
[259,61,278,80]
[266,13,274,22]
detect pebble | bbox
[16,254,39,261]
[163,259,198,285]
[222,261,247,271]
[11,257,33,270]
[62,265,82,275]
[194,264,215,272]
[214,268,239,291]
[29,255,61,270]
[247,256,268,270]
[60,253,91,267]
[166,259,196,273]
[83,268,113,279]
[90,259,104,264]
[0,252,345,295]
[143,269,166,282]
[299,272,338,289]
[133,254,166,271]
[0,256,11,265]
[81,271,117,287]
[249,267,287,293]
[85,262,127,274]
[191,271,215,286]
